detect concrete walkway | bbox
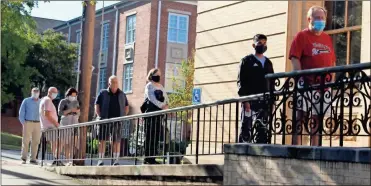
[1,156,82,185]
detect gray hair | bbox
[108,75,117,83]
[307,5,327,19]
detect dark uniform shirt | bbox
[108,89,120,119]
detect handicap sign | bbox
[192,87,201,105]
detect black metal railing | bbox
[40,62,370,166]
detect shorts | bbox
[96,122,123,142]
[296,85,332,116]
[43,126,58,142]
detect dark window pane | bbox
[348,1,362,27]
[331,32,347,67]
[325,1,345,30]
[350,30,361,65]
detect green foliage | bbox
[26,29,78,94]
[1,0,37,104]
[1,0,78,105]
[168,55,195,108]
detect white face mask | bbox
[68,96,77,102]
[31,93,39,99]
[51,93,58,100]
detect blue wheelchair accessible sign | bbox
[192,87,202,105]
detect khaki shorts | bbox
[296,86,332,116]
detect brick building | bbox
[53,0,197,118]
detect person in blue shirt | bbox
[19,87,41,164]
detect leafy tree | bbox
[1,0,38,104]
[168,54,195,109]
[25,30,78,95]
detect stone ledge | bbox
[224,144,371,164]
[44,164,223,177]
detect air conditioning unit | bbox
[125,45,134,61]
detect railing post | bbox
[235,101,239,143]
[195,108,200,164]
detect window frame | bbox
[123,62,133,93]
[167,13,189,44]
[324,0,362,66]
[125,14,136,44]
[98,67,107,92]
[100,23,110,67]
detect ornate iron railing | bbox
[39,62,370,166]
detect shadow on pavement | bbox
[1,169,59,185]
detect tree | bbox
[168,54,195,109]
[25,29,78,95]
[1,0,38,104]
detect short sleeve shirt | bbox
[40,96,58,130]
[289,29,336,84]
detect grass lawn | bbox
[1,132,22,151]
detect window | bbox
[126,15,136,44]
[100,23,109,65]
[167,13,189,44]
[165,63,185,93]
[99,68,107,91]
[324,1,362,66]
[123,63,133,92]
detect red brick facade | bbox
[55,1,197,117]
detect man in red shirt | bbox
[289,6,336,146]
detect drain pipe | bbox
[112,5,119,75]
[154,0,162,68]
[67,22,71,43]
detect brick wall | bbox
[224,144,371,185]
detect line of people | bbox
[19,69,170,166]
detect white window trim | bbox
[167,13,189,44]
[167,9,192,15]
[100,20,110,25]
[125,11,137,17]
[125,14,136,44]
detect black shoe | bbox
[112,160,119,166]
[29,160,38,165]
[21,158,26,164]
[97,160,104,166]
[57,161,65,166]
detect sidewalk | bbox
[1,156,82,185]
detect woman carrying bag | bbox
[141,68,169,164]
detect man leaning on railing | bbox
[237,34,275,143]
[289,6,336,146]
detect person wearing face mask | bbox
[19,88,41,165]
[39,87,61,165]
[237,34,275,143]
[141,68,169,164]
[57,87,80,166]
[289,6,336,146]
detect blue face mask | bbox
[313,20,326,32]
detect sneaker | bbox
[65,162,74,166]
[29,160,38,165]
[112,160,119,166]
[21,158,26,164]
[97,160,104,166]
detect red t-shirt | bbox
[289,29,336,84]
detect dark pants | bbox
[239,101,270,143]
[144,115,165,164]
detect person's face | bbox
[308,9,326,28]
[153,70,161,77]
[70,93,77,97]
[109,77,119,92]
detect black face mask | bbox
[255,45,267,54]
[152,75,160,83]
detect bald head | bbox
[48,87,58,93]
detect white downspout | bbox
[112,6,119,75]
[67,22,71,43]
[154,0,162,68]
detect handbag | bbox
[140,98,162,113]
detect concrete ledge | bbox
[45,164,223,177]
[224,143,371,164]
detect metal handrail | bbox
[266,62,370,79]
[51,93,266,130]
